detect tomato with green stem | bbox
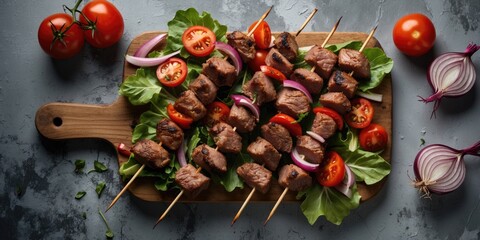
[316,151,346,187]
[80,0,124,48]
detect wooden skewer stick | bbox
[264,187,289,225]
[310,16,343,73]
[247,6,273,37]
[295,8,318,37]
[348,25,377,76]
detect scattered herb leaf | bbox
[88,160,108,174]
[420,138,426,146]
[96,181,106,198]
[82,212,87,220]
[75,191,86,200]
[74,159,86,173]
[98,208,114,239]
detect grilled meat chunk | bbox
[202,57,237,87]
[246,137,282,171]
[327,70,358,99]
[242,71,277,106]
[227,104,256,133]
[261,122,292,153]
[236,163,272,194]
[131,139,170,170]
[304,45,338,79]
[265,48,294,77]
[319,92,351,114]
[275,88,311,118]
[311,112,337,139]
[156,118,184,151]
[188,74,218,105]
[278,164,312,192]
[175,164,210,198]
[274,32,298,61]
[290,68,324,95]
[296,135,325,164]
[192,144,227,173]
[227,31,256,62]
[338,48,371,79]
[210,122,242,153]
[174,90,207,121]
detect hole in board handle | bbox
[53,117,63,127]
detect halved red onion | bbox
[125,50,181,67]
[334,163,355,198]
[230,94,260,121]
[306,131,325,143]
[215,42,242,75]
[134,33,167,57]
[176,140,187,168]
[291,147,319,172]
[283,80,313,103]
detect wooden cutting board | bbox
[35,32,392,202]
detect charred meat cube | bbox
[296,135,325,164]
[210,122,242,153]
[319,92,351,115]
[311,112,337,139]
[156,118,184,151]
[242,71,277,106]
[274,32,298,62]
[265,48,294,77]
[175,164,210,198]
[261,122,292,153]
[236,162,272,194]
[174,90,207,121]
[278,164,312,192]
[188,74,218,105]
[327,70,358,99]
[131,139,170,170]
[192,144,227,173]
[227,104,257,133]
[304,45,338,79]
[290,68,324,95]
[275,88,311,118]
[227,31,256,62]
[202,57,237,87]
[246,137,282,171]
[338,48,371,79]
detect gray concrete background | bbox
[1,0,479,239]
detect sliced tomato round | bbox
[260,65,286,82]
[269,113,302,137]
[316,151,346,187]
[182,26,216,57]
[248,49,268,72]
[167,104,193,129]
[345,98,374,129]
[205,101,230,127]
[359,123,388,152]
[248,20,272,49]
[156,58,187,87]
[313,107,344,130]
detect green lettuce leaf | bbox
[119,68,162,105]
[360,48,394,91]
[325,41,363,53]
[131,93,172,143]
[210,152,249,192]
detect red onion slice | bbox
[134,33,167,57]
[176,140,187,168]
[283,80,313,103]
[215,42,242,75]
[125,50,181,67]
[306,131,325,143]
[230,94,260,121]
[291,147,319,172]
[334,163,355,198]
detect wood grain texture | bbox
[35,31,392,202]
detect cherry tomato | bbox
[117,143,131,157]
[269,113,302,137]
[345,98,374,129]
[156,58,188,87]
[316,151,346,187]
[80,0,124,48]
[248,49,268,72]
[392,13,436,56]
[260,65,286,82]
[248,21,272,49]
[167,104,193,129]
[359,123,388,152]
[182,26,216,57]
[313,107,344,130]
[37,13,84,59]
[205,102,231,127]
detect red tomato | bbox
[359,123,388,152]
[248,49,268,72]
[248,21,272,49]
[260,65,286,81]
[313,107,344,130]
[167,104,193,129]
[345,98,374,129]
[316,151,346,187]
[205,102,231,127]
[182,26,216,57]
[117,143,131,157]
[80,0,124,48]
[392,13,436,56]
[269,113,302,137]
[37,13,84,59]
[156,58,188,87]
